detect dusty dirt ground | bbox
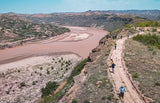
[0,26,107,65]
[124,37,160,102]
[0,54,82,103]
[107,35,148,103]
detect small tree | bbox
[41,81,59,97]
[20,82,26,87]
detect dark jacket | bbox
[112,63,115,68]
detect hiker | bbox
[127,34,130,38]
[115,43,117,50]
[121,35,123,39]
[111,63,116,73]
[115,34,117,39]
[104,40,106,45]
[110,59,113,67]
[112,35,114,40]
[119,86,126,98]
[106,35,109,39]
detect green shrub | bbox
[148,45,154,51]
[20,82,26,87]
[51,66,54,70]
[135,21,160,27]
[40,59,87,103]
[157,45,160,49]
[67,59,87,83]
[152,51,157,55]
[101,96,106,100]
[47,70,50,74]
[125,24,132,28]
[84,100,90,103]
[107,95,112,101]
[152,28,157,32]
[133,34,160,49]
[40,67,43,70]
[41,81,59,97]
[32,81,36,85]
[155,82,160,86]
[72,99,77,103]
[6,91,10,94]
[18,70,20,72]
[133,73,139,78]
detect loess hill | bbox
[24,12,146,32]
[0,14,70,43]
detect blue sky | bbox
[0,0,160,14]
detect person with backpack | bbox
[119,86,126,98]
[115,43,117,50]
[112,63,116,73]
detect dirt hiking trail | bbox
[108,35,148,103]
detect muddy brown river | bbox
[0,26,108,64]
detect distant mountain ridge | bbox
[0,14,70,43]
[21,12,147,32]
[1,10,158,37]
[85,10,160,20]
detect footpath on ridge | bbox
[107,34,148,103]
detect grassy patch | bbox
[124,38,160,102]
[40,59,87,103]
[72,99,77,103]
[154,82,160,87]
[133,72,139,78]
[152,51,157,55]
[41,81,59,97]
[83,100,90,103]
[67,59,87,84]
[133,34,160,49]
[32,81,36,85]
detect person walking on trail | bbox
[127,34,130,38]
[115,43,117,50]
[115,34,117,39]
[106,35,109,39]
[110,59,113,67]
[111,63,116,73]
[121,35,123,39]
[119,86,126,98]
[104,40,106,45]
[112,35,115,40]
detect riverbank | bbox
[0,54,82,103]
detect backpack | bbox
[120,87,125,93]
